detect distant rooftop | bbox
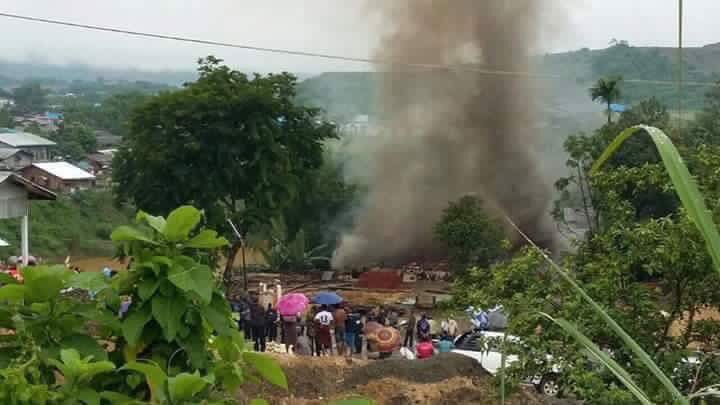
[0,130,56,147]
[0,148,28,160]
[31,162,95,181]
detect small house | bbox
[20,161,96,192]
[0,172,56,265]
[85,153,113,176]
[0,130,55,161]
[0,148,33,171]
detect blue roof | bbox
[45,112,63,120]
[609,104,626,113]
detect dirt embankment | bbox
[240,353,572,405]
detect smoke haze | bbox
[332,1,560,268]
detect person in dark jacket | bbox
[265,303,278,342]
[250,300,267,352]
[403,310,416,348]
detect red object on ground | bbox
[357,271,403,289]
[416,341,434,359]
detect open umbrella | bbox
[277,293,309,316]
[373,327,401,353]
[312,291,343,305]
[363,321,383,335]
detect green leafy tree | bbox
[12,82,48,114]
[0,107,14,128]
[689,81,720,147]
[434,195,506,272]
[0,205,288,403]
[113,56,336,286]
[590,76,623,124]
[53,122,97,160]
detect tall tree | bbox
[590,76,623,124]
[113,56,336,288]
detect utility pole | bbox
[677,0,684,128]
[227,219,248,292]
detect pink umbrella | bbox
[277,293,309,316]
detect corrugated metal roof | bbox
[0,148,23,160]
[0,171,56,201]
[0,131,56,147]
[32,162,95,180]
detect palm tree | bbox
[590,76,623,124]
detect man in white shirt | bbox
[314,305,334,355]
[314,306,334,326]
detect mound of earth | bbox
[240,353,574,404]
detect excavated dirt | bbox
[239,353,570,405]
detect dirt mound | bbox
[240,354,562,405]
[343,353,487,388]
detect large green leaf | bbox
[540,314,652,405]
[167,372,209,402]
[243,352,288,390]
[122,305,152,346]
[138,277,161,301]
[59,334,108,362]
[23,267,69,303]
[164,206,202,242]
[185,229,229,249]
[201,294,234,336]
[99,391,143,405]
[591,125,720,275]
[76,388,101,405]
[111,225,158,245]
[69,272,109,293]
[136,211,167,234]
[0,284,25,303]
[151,294,185,341]
[167,261,214,304]
[123,361,167,403]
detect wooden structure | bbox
[20,162,96,193]
[0,172,56,265]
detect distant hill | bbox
[296,43,720,124]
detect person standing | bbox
[265,303,278,342]
[306,307,318,356]
[250,299,267,352]
[314,305,334,355]
[282,314,298,353]
[403,311,416,348]
[417,313,430,341]
[345,310,362,357]
[447,317,458,339]
[333,305,347,355]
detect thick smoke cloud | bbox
[332,1,559,268]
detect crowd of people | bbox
[231,294,464,360]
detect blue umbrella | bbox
[312,291,344,305]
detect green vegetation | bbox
[0,205,287,403]
[113,57,339,283]
[0,191,133,260]
[590,76,623,124]
[452,79,720,403]
[434,195,507,272]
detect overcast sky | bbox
[0,1,717,73]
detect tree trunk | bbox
[223,241,242,296]
[607,101,612,124]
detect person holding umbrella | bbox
[277,293,309,353]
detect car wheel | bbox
[538,374,561,397]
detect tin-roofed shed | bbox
[0,172,56,265]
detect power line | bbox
[0,11,715,87]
